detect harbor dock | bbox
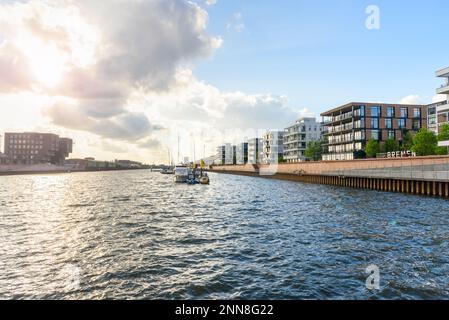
[210,155,449,198]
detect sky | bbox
[0,0,448,164]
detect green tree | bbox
[411,128,438,156]
[436,124,449,155]
[402,131,414,151]
[365,138,380,158]
[382,138,400,153]
[438,123,449,141]
[304,140,323,161]
[278,154,285,163]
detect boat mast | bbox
[193,139,196,164]
[177,133,180,165]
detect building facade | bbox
[216,145,225,165]
[224,144,235,165]
[432,67,449,147]
[236,142,248,165]
[262,131,284,164]
[0,152,9,164]
[321,102,427,161]
[247,138,263,164]
[4,132,73,165]
[216,144,236,165]
[283,117,322,162]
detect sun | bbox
[30,43,66,87]
[16,34,67,88]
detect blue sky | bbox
[196,0,449,115]
[1,0,448,162]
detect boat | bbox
[173,165,210,185]
[173,166,190,183]
[199,173,210,185]
[161,168,174,174]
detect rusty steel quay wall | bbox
[210,156,449,198]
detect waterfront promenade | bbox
[210,155,449,198]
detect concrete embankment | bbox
[210,156,449,198]
[0,164,147,176]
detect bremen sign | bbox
[386,150,417,158]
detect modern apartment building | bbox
[247,138,263,164]
[262,131,284,164]
[235,142,248,165]
[4,132,73,165]
[321,102,427,161]
[432,67,449,147]
[283,117,322,162]
[216,145,226,165]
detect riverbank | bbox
[0,165,149,176]
[210,155,449,198]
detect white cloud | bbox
[433,94,448,103]
[0,0,308,163]
[399,94,425,105]
[0,0,222,158]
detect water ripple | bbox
[0,171,448,299]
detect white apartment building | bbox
[215,144,235,165]
[262,131,284,164]
[283,117,321,162]
[224,143,235,165]
[247,138,263,164]
[235,142,248,165]
[434,67,449,147]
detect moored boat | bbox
[199,174,210,185]
[161,168,174,174]
[173,166,190,183]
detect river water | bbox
[0,170,448,299]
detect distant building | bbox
[64,158,89,170]
[216,145,226,165]
[236,142,248,165]
[183,157,190,164]
[224,143,235,165]
[432,67,449,147]
[262,131,284,164]
[4,132,73,165]
[321,102,427,161]
[247,138,263,164]
[115,159,142,168]
[0,152,9,164]
[283,117,322,162]
[215,144,236,165]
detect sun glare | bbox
[28,41,65,87]
[17,34,67,87]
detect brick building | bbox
[321,102,427,161]
[4,132,73,165]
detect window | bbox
[355,105,365,117]
[398,119,406,129]
[371,130,380,140]
[400,107,408,118]
[371,118,379,128]
[413,108,421,118]
[371,106,381,117]
[429,116,437,125]
[413,119,421,130]
[385,118,393,129]
[388,130,395,140]
[387,107,394,118]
